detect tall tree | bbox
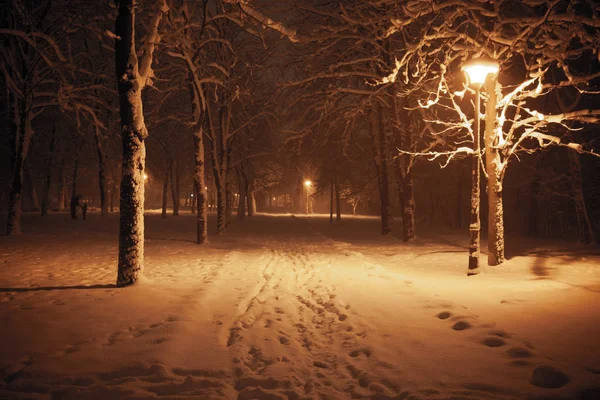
[114,0,167,286]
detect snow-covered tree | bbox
[377,0,600,264]
[114,0,167,286]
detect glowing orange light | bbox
[462,58,499,87]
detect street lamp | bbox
[304,180,312,215]
[461,57,499,276]
[143,173,148,182]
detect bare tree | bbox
[114,0,167,286]
[377,0,600,264]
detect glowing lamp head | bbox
[462,58,499,87]
[304,180,312,187]
[143,173,148,181]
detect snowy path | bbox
[1,212,599,399]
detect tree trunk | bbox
[57,158,66,212]
[247,182,255,217]
[110,170,118,213]
[568,145,596,245]
[170,160,180,216]
[94,131,108,216]
[330,178,334,224]
[115,0,163,286]
[391,93,415,241]
[191,186,196,214]
[400,167,416,242]
[484,78,505,266]
[216,184,226,233]
[225,151,234,225]
[6,62,32,235]
[41,124,56,216]
[70,157,79,220]
[335,176,341,220]
[394,145,416,241]
[236,170,246,220]
[372,105,392,235]
[193,134,208,244]
[161,162,169,218]
[6,130,25,234]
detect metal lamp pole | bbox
[462,57,500,276]
[468,86,481,275]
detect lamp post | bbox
[461,57,499,276]
[304,180,312,215]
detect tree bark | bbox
[110,170,118,213]
[6,57,32,235]
[57,158,66,212]
[115,0,165,286]
[335,175,341,220]
[194,134,208,244]
[215,183,226,232]
[399,166,416,242]
[225,150,234,225]
[94,129,108,216]
[41,124,56,216]
[371,105,392,235]
[6,129,25,234]
[70,157,79,220]
[170,160,180,216]
[247,181,255,217]
[236,169,246,220]
[208,102,231,234]
[484,78,505,266]
[391,94,416,241]
[161,162,169,218]
[330,178,334,224]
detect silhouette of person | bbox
[70,194,81,220]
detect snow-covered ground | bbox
[1,211,599,400]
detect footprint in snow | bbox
[481,337,506,347]
[348,348,372,358]
[506,347,533,359]
[436,311,452,320]
[452,321,471,331]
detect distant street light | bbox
[462,57,499,276]
[143,173,148,182]
[304,180,312,215]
